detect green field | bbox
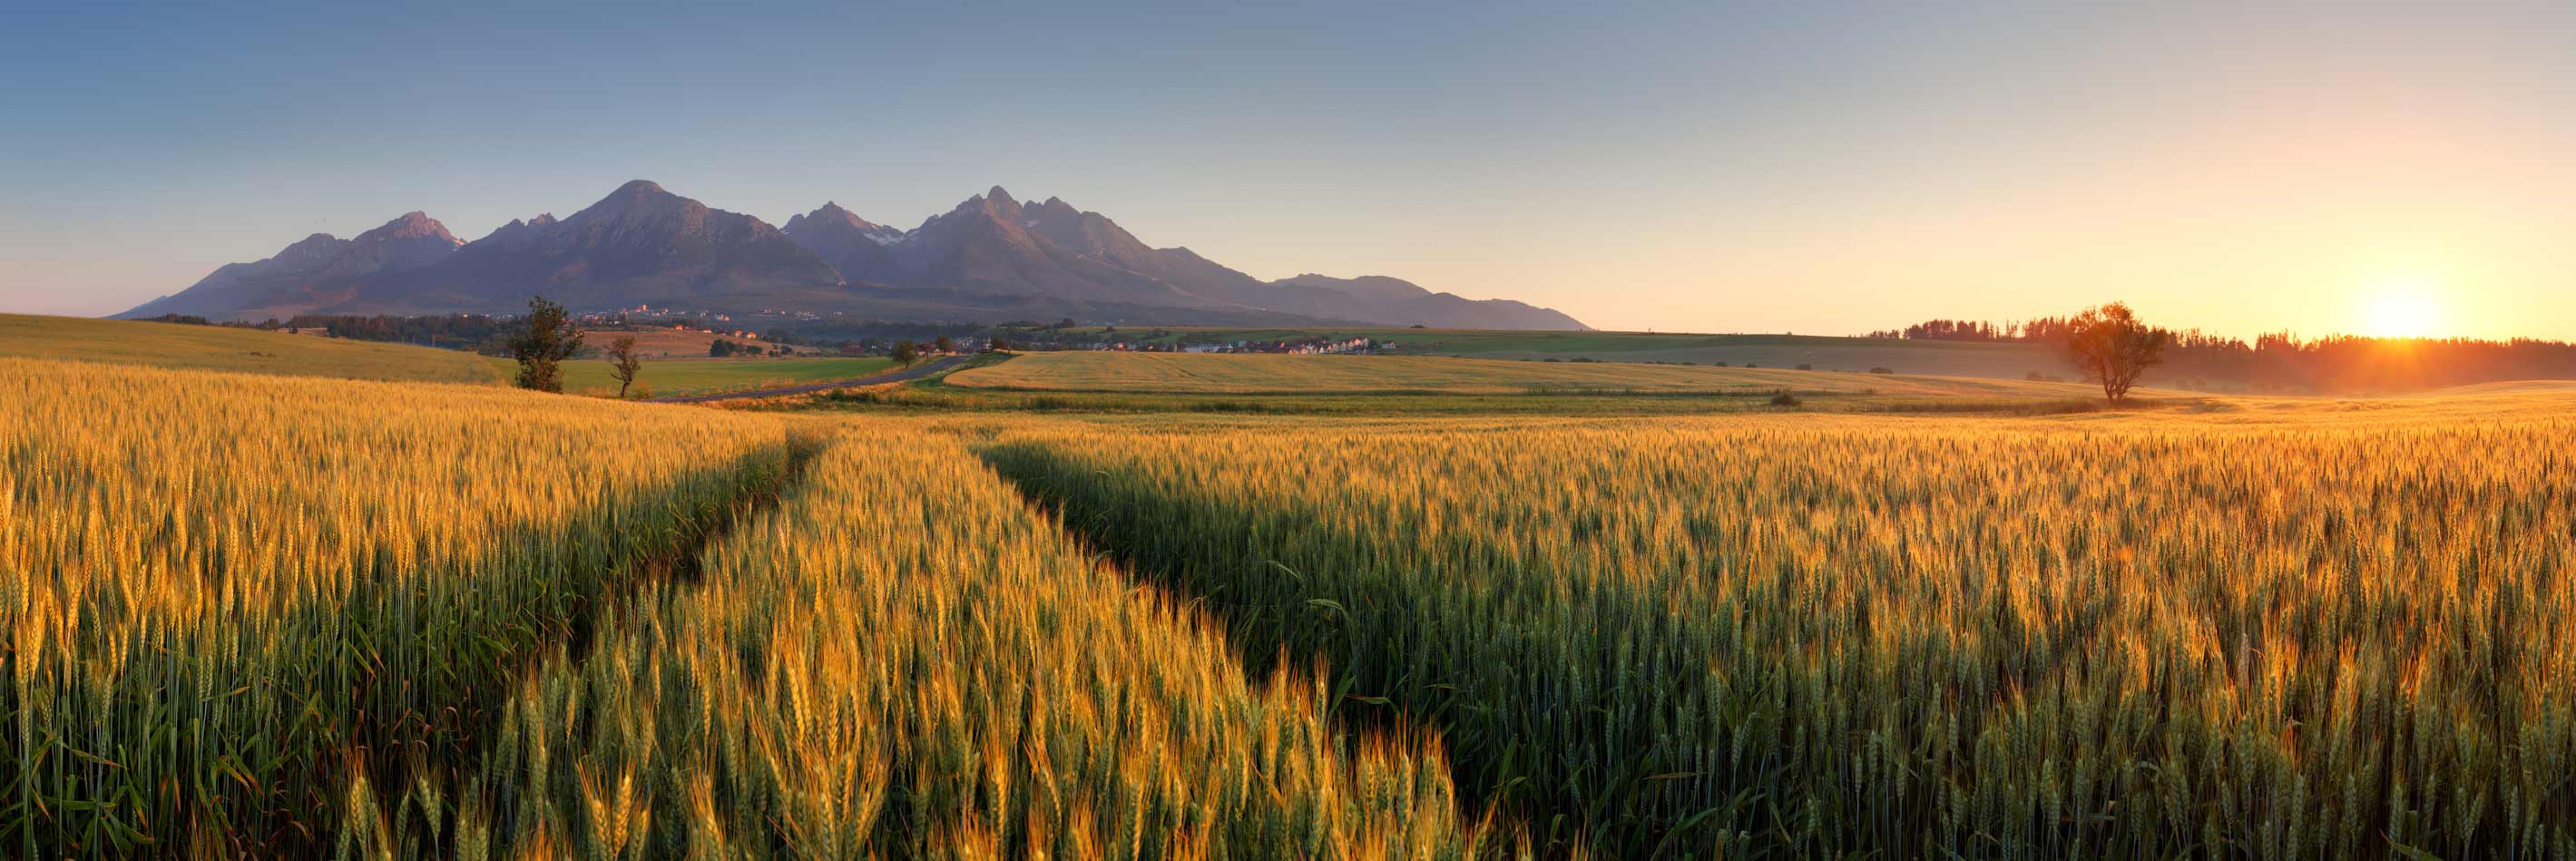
[510,355,900,397]
[0,315,914,398]
[1049,326,2066,380]
[0,313,505,384]
[947,350,2087,398]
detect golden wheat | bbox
[17,347,2571,859]
[981,404,2576,857]
[351,429,1484,858]
[0,357,797,855]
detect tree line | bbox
[1875,313,2576,394]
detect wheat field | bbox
[0,357,798,854]
[982,405,2576,857]
[8,348,2575,857]
[0,359,1483,857]
[338,430,1484,858]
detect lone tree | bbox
[510,296,583,393]
[890,339,921,367]
[2059,301,2170,404]
[607,336,644,398]
[934,334,955,354]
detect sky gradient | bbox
[5,2,2572,338]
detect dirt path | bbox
[649,356,967,404]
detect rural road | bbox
[649,356,967,404]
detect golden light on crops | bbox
[2358,276,2449,338]
[15,349,2576,857]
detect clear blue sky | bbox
[5,2,2572,338]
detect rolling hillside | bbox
[0,313,504,384]
[495,356,899,398]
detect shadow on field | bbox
[323,435,825,856]
[974,441,1745,856]
[11,435,824,857]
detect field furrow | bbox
[978,415,2576,858]
[0,357,807,856]
[347,429,1492,858]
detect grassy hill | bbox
[492,355,899,398]
[582,326,828,359]
[0,313,504,384]
[947,350,2086,398]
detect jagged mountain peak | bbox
[478,213,545,242]
[122,181,1589,330]
[268,233,348,265]
[786,201,891,234]
[573,180,694,220]
[355,211,460,245]
[1027,195,1083,220]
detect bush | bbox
[1769,388,1802,407]
[1869,367,1895,375]
[1796,364,1814,371]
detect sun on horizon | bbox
[2357,277,2451,339]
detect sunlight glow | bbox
[2359,278,2448,339]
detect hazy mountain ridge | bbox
[121,181,1589,330]
[121,212,465,320]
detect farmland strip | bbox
[351,430,1492,857]
[977,417,2576,858]
[0,358,808,856]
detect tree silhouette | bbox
[2059,302,2170,403]
[607,336,643,398]
[509,296,583,393]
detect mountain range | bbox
[120,181,1587,330]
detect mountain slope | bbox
[122,181,1589,329]
[119,212,463,320]
[833,187,1588,329]
[1265,273,1587,330]
[780,201,905,285]
[372,181,843,313]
